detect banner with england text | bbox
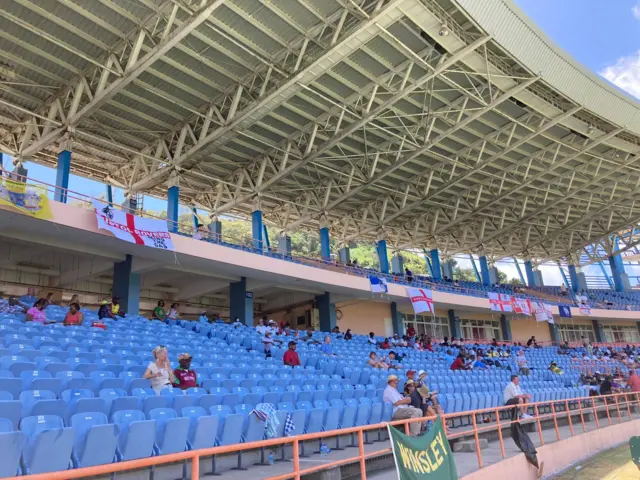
[92,200,174,251]
[407,287,434,314]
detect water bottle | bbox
[268,452,274,465]
[320,443,327,457]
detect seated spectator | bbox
[440,349,455,365]
[199,311,210,324]
[331,326,340,334]
[302,329,322,345]
[98,296,124,319]
[390,334,402,347]
[423,337,433,352]
[406,323,416,338]
[516,351,530,375]
[472,355,487,370]
[63,302,84,326]
[192,223,207,240]
[283,341,301,367]
[212,313,224,323]
[491,338,499,347]
[368,332,377,345]
[256,318,268,335]
[143,346,175,394]
[321,336,337,356]
[167,303,180,320]
[173,353,198,390]
[232,317,243,327]
[26,298,47,324]
[344,329,353,341]
[450,354,467,371]
[386,351,404,369]
[415,370,443,415]
[548,361,563,375]
[0,295,27,314]
[44,292,58,306]
[504,375,532,419]
[383,375,422,437]
[266,319,278,335]
[380,338,391,349]
[368,352,389,369]
[262,331,282,358]
[599,375,616,396]
[526,336,538,348]
[152,300,166,321]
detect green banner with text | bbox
[388,417,458,480]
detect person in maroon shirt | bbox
[283,341,301,367]
[406,324,416,338]
[450,354,467,371]
[173,353,198,389]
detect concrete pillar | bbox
[112,255,140,316]
[391,255,404,275]
[533,270,544,287]
[441,260,454,280]
[568,265,579,293]
[448,309,461,339]
[106,184,113,206]
[252,210,263,250]
[430,249,442,281]
[167,185,179,233]
[479,256,491,286]
[608,254,629,292]
[488,266,498,285]
[499,314,512,341]
[278,234,292,256]
[376,240,389,274]
[576,272,588,292]
[230,277,253,325]
[338,247,351,265]
[208,219,222,241]
[525,260,536,287]
[548,322,560,344]
[390,301,403,336]
[319,227,330,261]
[592,320,604,343]
[315,292,336,332]
[55,150,71,203]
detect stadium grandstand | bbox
[1,0,640,478]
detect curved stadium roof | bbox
[1,0,639,264]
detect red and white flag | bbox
[92,200,174,251]
[534,302,554,323]
[579,306,592,316]
[406,287,434,314]
[512,298,532,316]
[488,292,513,312]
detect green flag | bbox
[631,436,640,470]
[388,417,458,480]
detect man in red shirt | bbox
[173,353,198,389]
[628,370,640,392]
[283,341,300,367]
[450,354,467,371]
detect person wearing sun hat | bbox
[172,352,198,390]
[417,370,444,415]
[382,374,423,436]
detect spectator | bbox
[404,380,435,422]
[450,354,467,371]
[472,355,487,370]
[0,295,27,314]
[212,313,224,324]
[152,300,166,321]
[491,338,499,347]
[199,311,210,324]
[344,329,353,341]
[173,353,198,390]
[232,317,243,327]
[321,336,337,356]
[548,361,563,375]
[63,302,84,326]
[503,375,532,419]
[256,318,268,335]
[526,336,538,348]
[628,370,640,393]
[283,341,300,367]
[406,323,416,338]
[26,298,47,325]
[367,352,389,369]
[192,223,207,240]
[416,370,443,415]
[143,346,176,394]
[387,351,404,369]
[302,329,321,345]
[331,326,340,334]
[44,292,57,306]
[68,294,81,308]
[266,319,278,335]
[368,332,377,345]
[516,351,530,375]
[560,283,567,296]
[382,375,423,437]
[582,336,593,356]
[440,336,450,347]
[599,375,614,396]
[98,296,124,319]
[405,268,413,283]
[167,303,180,320]
[440,349,455,365]
[380,338,391,349]
[262,331,281,359]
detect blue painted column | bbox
[499,314,512,341]
[315,292,336,332]
[252,210,263,250]
[230,277,253,325]
[469,255,481,282]
[608,253,627,292]
[514,258,525,285]
[106,185,113,206]
[191,207,199,231]
[319,227,331,261]
[390,301,403,336]
[524,260,536,287]
[391,255,404,275]
[167,185,179,233]
[263,225,271,250]
[592,320,604,343]
[112,255,140,316]
[430,249,442,281]
[447,309,461,339]
[55,150,71,203]
[376,240,389,274]
[479,255,491,286]
[568,265,580,293]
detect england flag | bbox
[512,298,532,316]
[488,292,513,312]
[407,287,434,314]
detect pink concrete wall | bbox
[461,418,640,480]
[511,318,552,344]
[336,300,391,336]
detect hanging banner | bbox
[92,200,174,251]
[488,292,513,312]
[369,276,388,294]
[534,302,554,323]
[407,287,434,314]
[387,417,457,480]
[579,306,592,316]
[558,306,572,318]
[0,178,52,219]
[511,298,532,316]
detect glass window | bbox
[557,324,595,343]
[401,313,449,339]
[460,319,502,341]
[602,325,640,343]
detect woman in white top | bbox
[143,346,175,394]
[167,303,180,320]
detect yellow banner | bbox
[0,177,53,219]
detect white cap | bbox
[418,370,426,377]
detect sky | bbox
[3,1,640,286]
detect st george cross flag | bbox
[92,200,174,251]
[488,292,513,312]
[558,306,572,318]
[406,287,434,314]
[579,306,592,316]
[512,298,532,316]
[369,276,388,294]
[534,302,554,323]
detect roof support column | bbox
[608,253,629,292]
[376,239,389,274]
[525,260,536,287]
[430,249,442,281]
[320,227,331,261]
[55,149,71,203]
[479,255,491,287]
[252,210,263,251]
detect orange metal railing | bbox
[8,391,640,480]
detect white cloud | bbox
[599,50,640,100]
[633,3,640,20]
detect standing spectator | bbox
[405,268,413,283]
[344,329,353,341]
[504,375,532,419]
[152,300,166,321]
[63,302,84,326]
[582,336,593,356]
[526,336,538,348]
[406,323,416,338]
[560,283,567,296]
[283,341,301,367]
[26,298,47,324]
[143,346,176,394]
[628,370,640,393]
[173,353,198,390]
[382,375,423,436]
[516,351,530,375]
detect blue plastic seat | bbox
[217,414,244,446]
[0,378,21,399]
[112,410,156,461]
[142,396,171,416]
[0,417,25,477]
[110,396,140,417]
[0,400,21,429]
[148,408,190,455]
[181,406,219,450]
[20,415,75,474]
[19,389,56,416]
[70,412,118,468]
